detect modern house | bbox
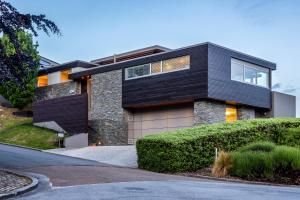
[33,42,296,147]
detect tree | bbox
[0,0,60,108]
[0,31,39,108]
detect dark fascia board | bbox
[90,45,171,63]
[69,42,276,79]
[40,56,60,65]
[38,60,97,76]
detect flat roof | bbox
[69,42,277,79]
[91,45,171,63]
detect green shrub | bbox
[136,118,300,172]
[230,142,300,180]
[238,141,276,153]
[275,128,300,147]
[231,151,274,179]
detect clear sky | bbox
[8,0,300,116]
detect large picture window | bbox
[231,58,270,88]
[125,56,190,80]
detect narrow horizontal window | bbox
[151,62,161,74]
[126,64,150,79]
[162,56,190,72]
[125,55,190,80]
[231,58,270,88]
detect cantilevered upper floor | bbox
[69,42,276,109]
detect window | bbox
[126,64,150,79]
[61,70,71,82]
[231,58,270,88]
[125,56,190,80]
[37,75,48,87]
[226,107,237,122]
[244,67,257,84]
[257,70,269,88]
[231,61,243,82]
[151,62,161,74]
[162,56,190,72]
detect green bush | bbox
[238,141,276,153]
[275,128,300,147]
[136,118,300,173]
[231,151,274,179]
[230,142,300,180]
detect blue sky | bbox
[8,0,300,116]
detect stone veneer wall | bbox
[89,70,129,145]
[237,107,255,120]
[194,100,226,125]
[194,101,258,125]
[35,81,80,101]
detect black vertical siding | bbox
[33,94,88,134]
[207,44,274,109]
[122,44,208,107]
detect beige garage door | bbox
[128,105,194,143]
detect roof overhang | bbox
[38,60,97,76]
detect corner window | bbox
[231,58,270,88]
[231,62,243,82]
[125,56,190,80]
[244,67,257,84]
[257,71,269,88]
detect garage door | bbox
[128,105,194,143]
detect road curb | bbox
[0,142,42,152]
[0,169,39,199]
[0,142,112,167]
[180,173,300,188]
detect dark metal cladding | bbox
[33,94,88,134]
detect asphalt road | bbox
[16,180,300,200]
[1,143,300,200]
[0,143,197,186]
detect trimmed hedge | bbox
[136,118,300,173]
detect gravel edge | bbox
[0,169,38,199]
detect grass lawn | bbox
[0,107,58,150]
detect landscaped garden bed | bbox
[137,118,300,185]
[0,170,32,194]
[182,141,300,186]
[137,118,300,173]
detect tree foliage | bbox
[0,31,39,108]
[0,0,60,108]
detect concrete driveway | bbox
[45,145,138,168]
